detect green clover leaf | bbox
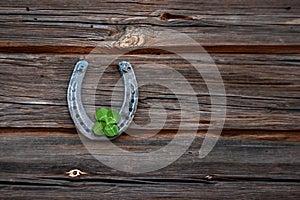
[103,124,119,137]
[95,108,108,122]
[93,108,120,137]
[93,121,105,136]
[106,109,121,124]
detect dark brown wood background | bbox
[0,0,299,199]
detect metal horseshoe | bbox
[67,60,138,140]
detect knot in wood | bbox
[119,33,145,48]
[66,169,87,177]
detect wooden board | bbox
[0,129,299,199]
[1,53,299,132]
[0,0,299,199]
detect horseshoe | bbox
[67,60,138,140]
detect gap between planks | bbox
[0,44,300,54]
[0,128,299,142]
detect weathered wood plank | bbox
[0,53,299,130]
[0,181,298,199]
[0,128,296,179]
[0,180,299,199]
[0,0,299,49]
[0,128,299,199]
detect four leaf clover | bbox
[93,108,120,137]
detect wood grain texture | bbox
[0,129,299,199]
[0,0,299,48]
[0,0,299,199]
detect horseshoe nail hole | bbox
[86,129,90,132]
[72,97,75,101]
[72,89,76,92]
[80,122,84,125]
[76,114,79,118]
[77,65,85,73]
[131,84,135,90]
[73,106,77,109]
[131,99,134,103]
[129,108,133,112]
